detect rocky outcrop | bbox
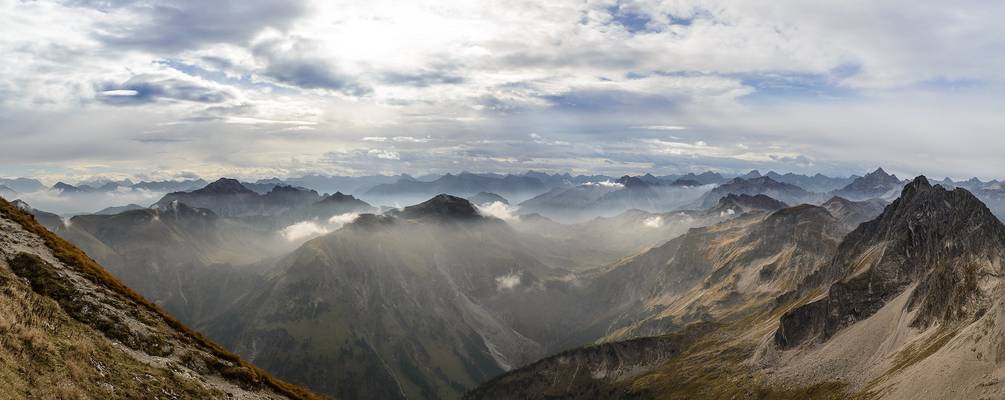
[820,196,886,229]
[775,176,1005,348]
[0,197,319,399]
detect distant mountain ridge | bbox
[154,178,322,217]
[831,167,905,200]
[697,176,820,208]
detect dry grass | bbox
[0,197,326,400]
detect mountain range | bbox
[6,167,1005,399]
[469,176,1005,399]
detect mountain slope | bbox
[208,195,576,400]
[60,202,280,325]
[758,176,1005,399]
[511,194,788,271]
[820,196,886,229]
[582,203,848,342]
[776,176,1005,348]
[10,199,65,231]
[0,197,320,399]
[471,176,1005,399]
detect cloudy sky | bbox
[2,0,1005,183]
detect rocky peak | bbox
[321,191,357,202]
[615,175,653,188]
[395,194,481,221]
[775,176,1005,348]
[832,167,903,199]
[52,182,82,192]
[863,167,900,184]
[195,178,255,195]
[267,185,306,194]
[715,193,788,212]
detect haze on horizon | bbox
[2,1,1005,182]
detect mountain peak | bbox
[615,175,652,188]
[322,191,357,202]
[52,181,80,191]
[776,175,1005,348]
[715,193,788,213]
[864,165,896,177]
[395,194,481,221]
[196,178,255,194]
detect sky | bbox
[2,0,1005,183]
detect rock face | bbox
[579,202,848,342]
[0,198,318,400]
[775,176,1005,348]
[820,196,886,229]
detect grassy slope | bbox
[0,197,325,400]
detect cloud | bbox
[367,149,400,160]
[476,201,518,221]
[279,212,360,242]
[583,180,624,189]
[14,187,165,215]
[495,271,522,291]
[279,220,329,242]
[96,74,233,105]
[642,215,663,228]
[251,34,370,95]
[634,125,687,131]
[5,1,1005,181]
[80,0,309,52]
[328,212,360,227]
